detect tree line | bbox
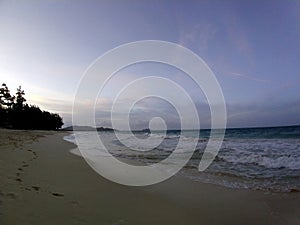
[0,83,63,130]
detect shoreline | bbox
[0,129,299,225]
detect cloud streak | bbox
[227,72,270,83]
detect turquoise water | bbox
[65,125,300,192]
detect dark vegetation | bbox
[0,83,63,130]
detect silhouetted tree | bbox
[0,83,15,127]
[0,83,15,108]
[0,83,63,130]
[14,85,26,110]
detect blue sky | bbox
[0,0,299,129]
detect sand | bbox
[0,129,299,225]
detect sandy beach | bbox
[0,129,299,225]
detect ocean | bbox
[64,125,300,192]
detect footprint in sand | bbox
[27,149,38,159]
[31,186,40,191]
[51,192,64,197]
[15,178,22,183]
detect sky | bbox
[0,0,299,129]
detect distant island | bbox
[0,83,63,130]
[97,127,115,132]
[141,128,151,133]
[62,126,153,133]
[62,126,116,132]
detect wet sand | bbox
[0,129,299,225]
